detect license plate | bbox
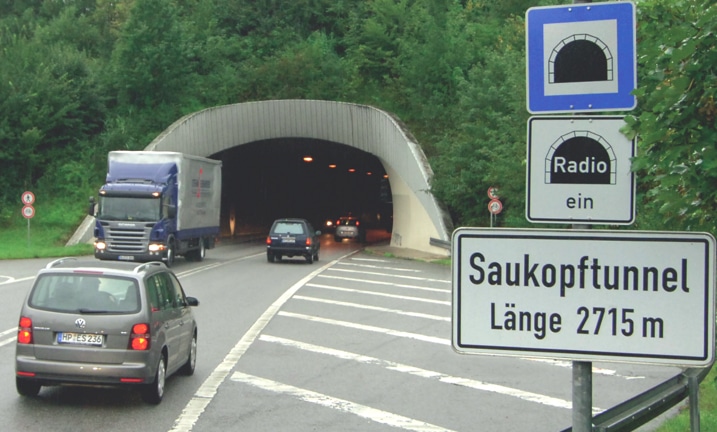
[281,237,295,243]
[118,255,135,261]
[57,332,104,346]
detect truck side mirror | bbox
[166,205,177,219]
[88,197,96,216]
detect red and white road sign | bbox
[488,198,503,215]
[22,191,35,205]
[22,205,35,219]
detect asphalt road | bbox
[0,234,684,431]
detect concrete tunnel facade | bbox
[73,100,453,256]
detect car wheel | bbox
[305,253,314,264]
[267,252,274,262]
[16,377,41,397]
[180,332,197,376]
[141,355,166,405]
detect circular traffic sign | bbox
[22,204,35,219]
[487,186,499,200]
[22,191,35,205]
[488,198,503,215]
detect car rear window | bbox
[338,219,359,226]
[29,273,140,314]
[272,222,305,234]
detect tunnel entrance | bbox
[214,138,393,237]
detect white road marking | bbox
[293,295,450,321]
[338,261,423,273]
[328,267,450,284]
[277,311,450,345]
[259,335,583,411]
[317,274,450,294]
[306,282,450,305]
[230,371,458,432]
[168,253,355,432]
[0,275,35,286]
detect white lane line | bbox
[338,261,423,273]
[0,276,35,286]
[328,267,450,284]
[230,371,457,432]
[0,328,17,347]
[293,295,450,321]
[277,311,450,346]
[168,253,355,432]
[260,335,582,411]
[306,283,450,305]
[316,274,450,294]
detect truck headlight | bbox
[95,241,107,250]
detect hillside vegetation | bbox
[0,0,715,240]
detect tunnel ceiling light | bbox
[303,156,313,162]
[328,164,337,169]
[366,171,373,176]
[348,168,356,173]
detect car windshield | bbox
[272,222,305,235]
[338,218,359,226]
[29,274,140,314]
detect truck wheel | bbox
[187,240,205,262]
[196,240,205,261]
[166,241,175,268]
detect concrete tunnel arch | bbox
[143,100,452,256]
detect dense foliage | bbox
[0,0,714,239]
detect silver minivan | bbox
[15,258,199,404]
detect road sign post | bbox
[21,191,35,247]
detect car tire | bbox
[16,378,41,397]
[306,253,313,264]
[267,252,274,262]
[179,332,197,376]
[141,355,166,405]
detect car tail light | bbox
[18,317,33,344]
[130,323,150,351]
[305,237,312,246]
[355,220,360,226]
[266,236,272,245]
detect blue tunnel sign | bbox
[526,2,636,113]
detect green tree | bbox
[629,0,717,235]
[109,0,189,108]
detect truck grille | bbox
[102,223,153,253]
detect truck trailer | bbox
[91,151,222,266]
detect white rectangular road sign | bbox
[526,116,635,224]
[452,228,716,366]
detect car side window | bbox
[146,273,176,311]
[166,272,187,307]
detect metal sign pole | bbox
[572,222,591,432]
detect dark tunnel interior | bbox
[213,138,393,236]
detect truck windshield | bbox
[98,196,161,221]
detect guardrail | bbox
[561,365,712,432]
[430,237,451,250]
